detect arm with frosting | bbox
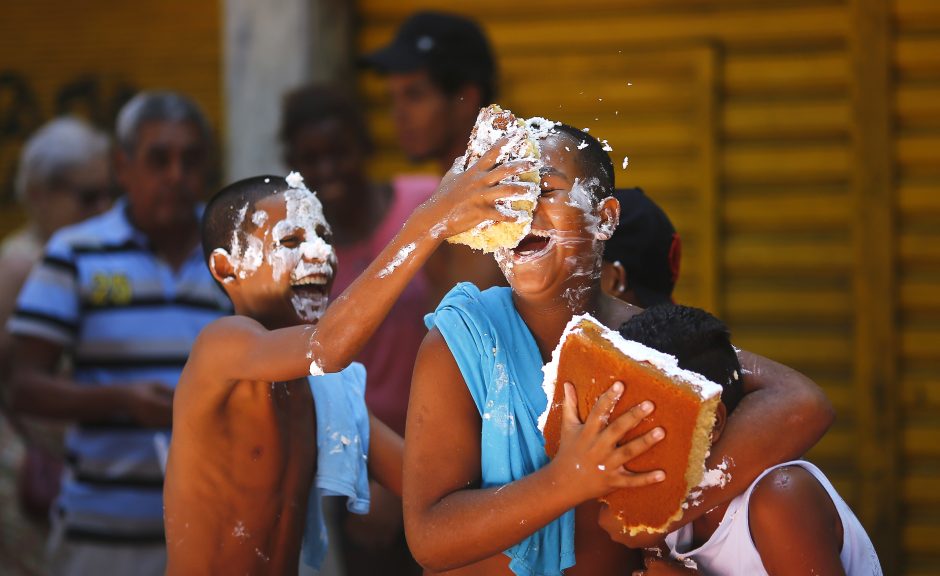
[196,140,536,385]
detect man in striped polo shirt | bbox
[7,92,231,576]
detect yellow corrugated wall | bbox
[0,0,222,224]
[895,1,940,574]
[357,1,940,573]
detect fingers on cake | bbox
[447,104,555,253]
[538,314,723,536]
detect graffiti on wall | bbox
[0,72,136,204]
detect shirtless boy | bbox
[607,304,881,576]
[163,140,535,575]
[404,122,834,575]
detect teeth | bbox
[292,276,328,286]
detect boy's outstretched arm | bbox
[403,329,665,572]
[192,139,533,384]
[749,465,846,576]
[602,351,834,547]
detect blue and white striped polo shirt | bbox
[8,197,231,544]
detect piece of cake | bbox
[446,105,543,253]
[538,314,722,536]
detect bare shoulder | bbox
[184,315,266,381]
[752,465,830,507]
[415,327,455,370]
[749,465,839,534]
[192,315,264,354]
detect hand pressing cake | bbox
[446,104,544,253]
[538,314,722,536]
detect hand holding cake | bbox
[546,379,666,507]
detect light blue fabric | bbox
[425,282,575,576]
[302,362,371,570]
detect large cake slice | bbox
[539,314,722,536]
[446,104,543,253]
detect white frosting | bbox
[524,116,558,140]
[285,171,305,189]
[537,313,724,433]
[378,242,416,278]
[228,203,265,279]
[268,186,335,284]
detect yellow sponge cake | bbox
[446,104,543,253]
[539,314,722,536]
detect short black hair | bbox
[549,123,615,202]
[279,84,373,153]
[201,175,286,266]
[617,304,743,414]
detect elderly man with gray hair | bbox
[0,116,113,576]
[6,92,231,576]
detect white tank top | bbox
[664,460,882,575]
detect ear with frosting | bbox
[209,248,237,284]
[595,195,621,240]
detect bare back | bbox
[164,361,316,576]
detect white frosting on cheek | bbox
[239,236,264,279]
[566,177,602,235]
[268,245,301,281]
[228,203,267,279]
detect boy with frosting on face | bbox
[162,150,533,576]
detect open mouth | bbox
[291,275,330,299]
[512,231,555,262]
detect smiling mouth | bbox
[512,231,555,262]
[290,275,331,301]
[292,274,330,287]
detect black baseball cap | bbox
[362,11,496,100]
[603,187,682,308]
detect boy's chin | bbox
[290,287,330,324]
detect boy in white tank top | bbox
[604,305,882,575]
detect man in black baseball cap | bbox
[601,187,682,307]
[363,10,497,169]
[363,11,505,308]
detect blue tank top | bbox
[426,283,575,576]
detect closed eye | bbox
[278,235,302,248]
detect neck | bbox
[512,280,602,361]
[435,121,475,174]
[145,219,200,270]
